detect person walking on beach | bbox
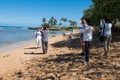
[80,18,93,64]
[41,27,49,54]
[35,28,42,49]
[100,18,112,56]
[79,17,86,55]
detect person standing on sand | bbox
[35,28,42,49]
[80,18,93,64]
[79,17,86,55]
[41,27,49,54]
[100,18,112,56]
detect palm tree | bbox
[48,17,57,27]
[42,18,47,24]
[54,19,57,27]
[72,21,77,27]
[60,18,64,27]
[60,18,68,27]
[63,18,68,27]
[59,23,62,27]
[69,20,72,27]
[69,20,77,27]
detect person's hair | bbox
[81,17,87,24]
[43,27,47,30]
[81,17,92,26]
[105,18,111,23]
[81,17,87,21]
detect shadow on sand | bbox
[15,51,120,80]
[7,32,120,80]
[24,52,44,55]
[24,47,37,49]
[51,38,80,49]
[45,53,83,63]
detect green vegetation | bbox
[41,17,77,28]
[28,17,78,31]
[83,0,120,26]
[60,17,68,27]
[28,0,120,31]
[48,17,57,27]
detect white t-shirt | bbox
[100,19,105,27]
[35,31,42,39]
[104,23,112,36]
[80,25,93,41]
[100,22,112,36]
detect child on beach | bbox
[35,28,42,49]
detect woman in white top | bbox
[35,28,42,48]
[80,18,93,64]
[103,18,112,56]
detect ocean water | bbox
[0,26,35,47]
[0,26,62,47]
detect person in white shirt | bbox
[79,17,87,55]
[100,18,105,36]
[80,18,93,64]
[101,18,112,56]
[35,28,42,49]
[100,18,105,28]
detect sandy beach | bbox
[0,30,120,80]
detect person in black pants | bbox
[80,17,86,55]
[84,41,91,62]
[80,18,93,64]
[41,27,49,54]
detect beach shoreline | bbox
[0,40,34,54]
[0,30,79,76]
[0,36,63,76]
[0,30,77,54]
[0,30,119,80]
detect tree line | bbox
[41,17,77,28]
[83,0,120,26]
